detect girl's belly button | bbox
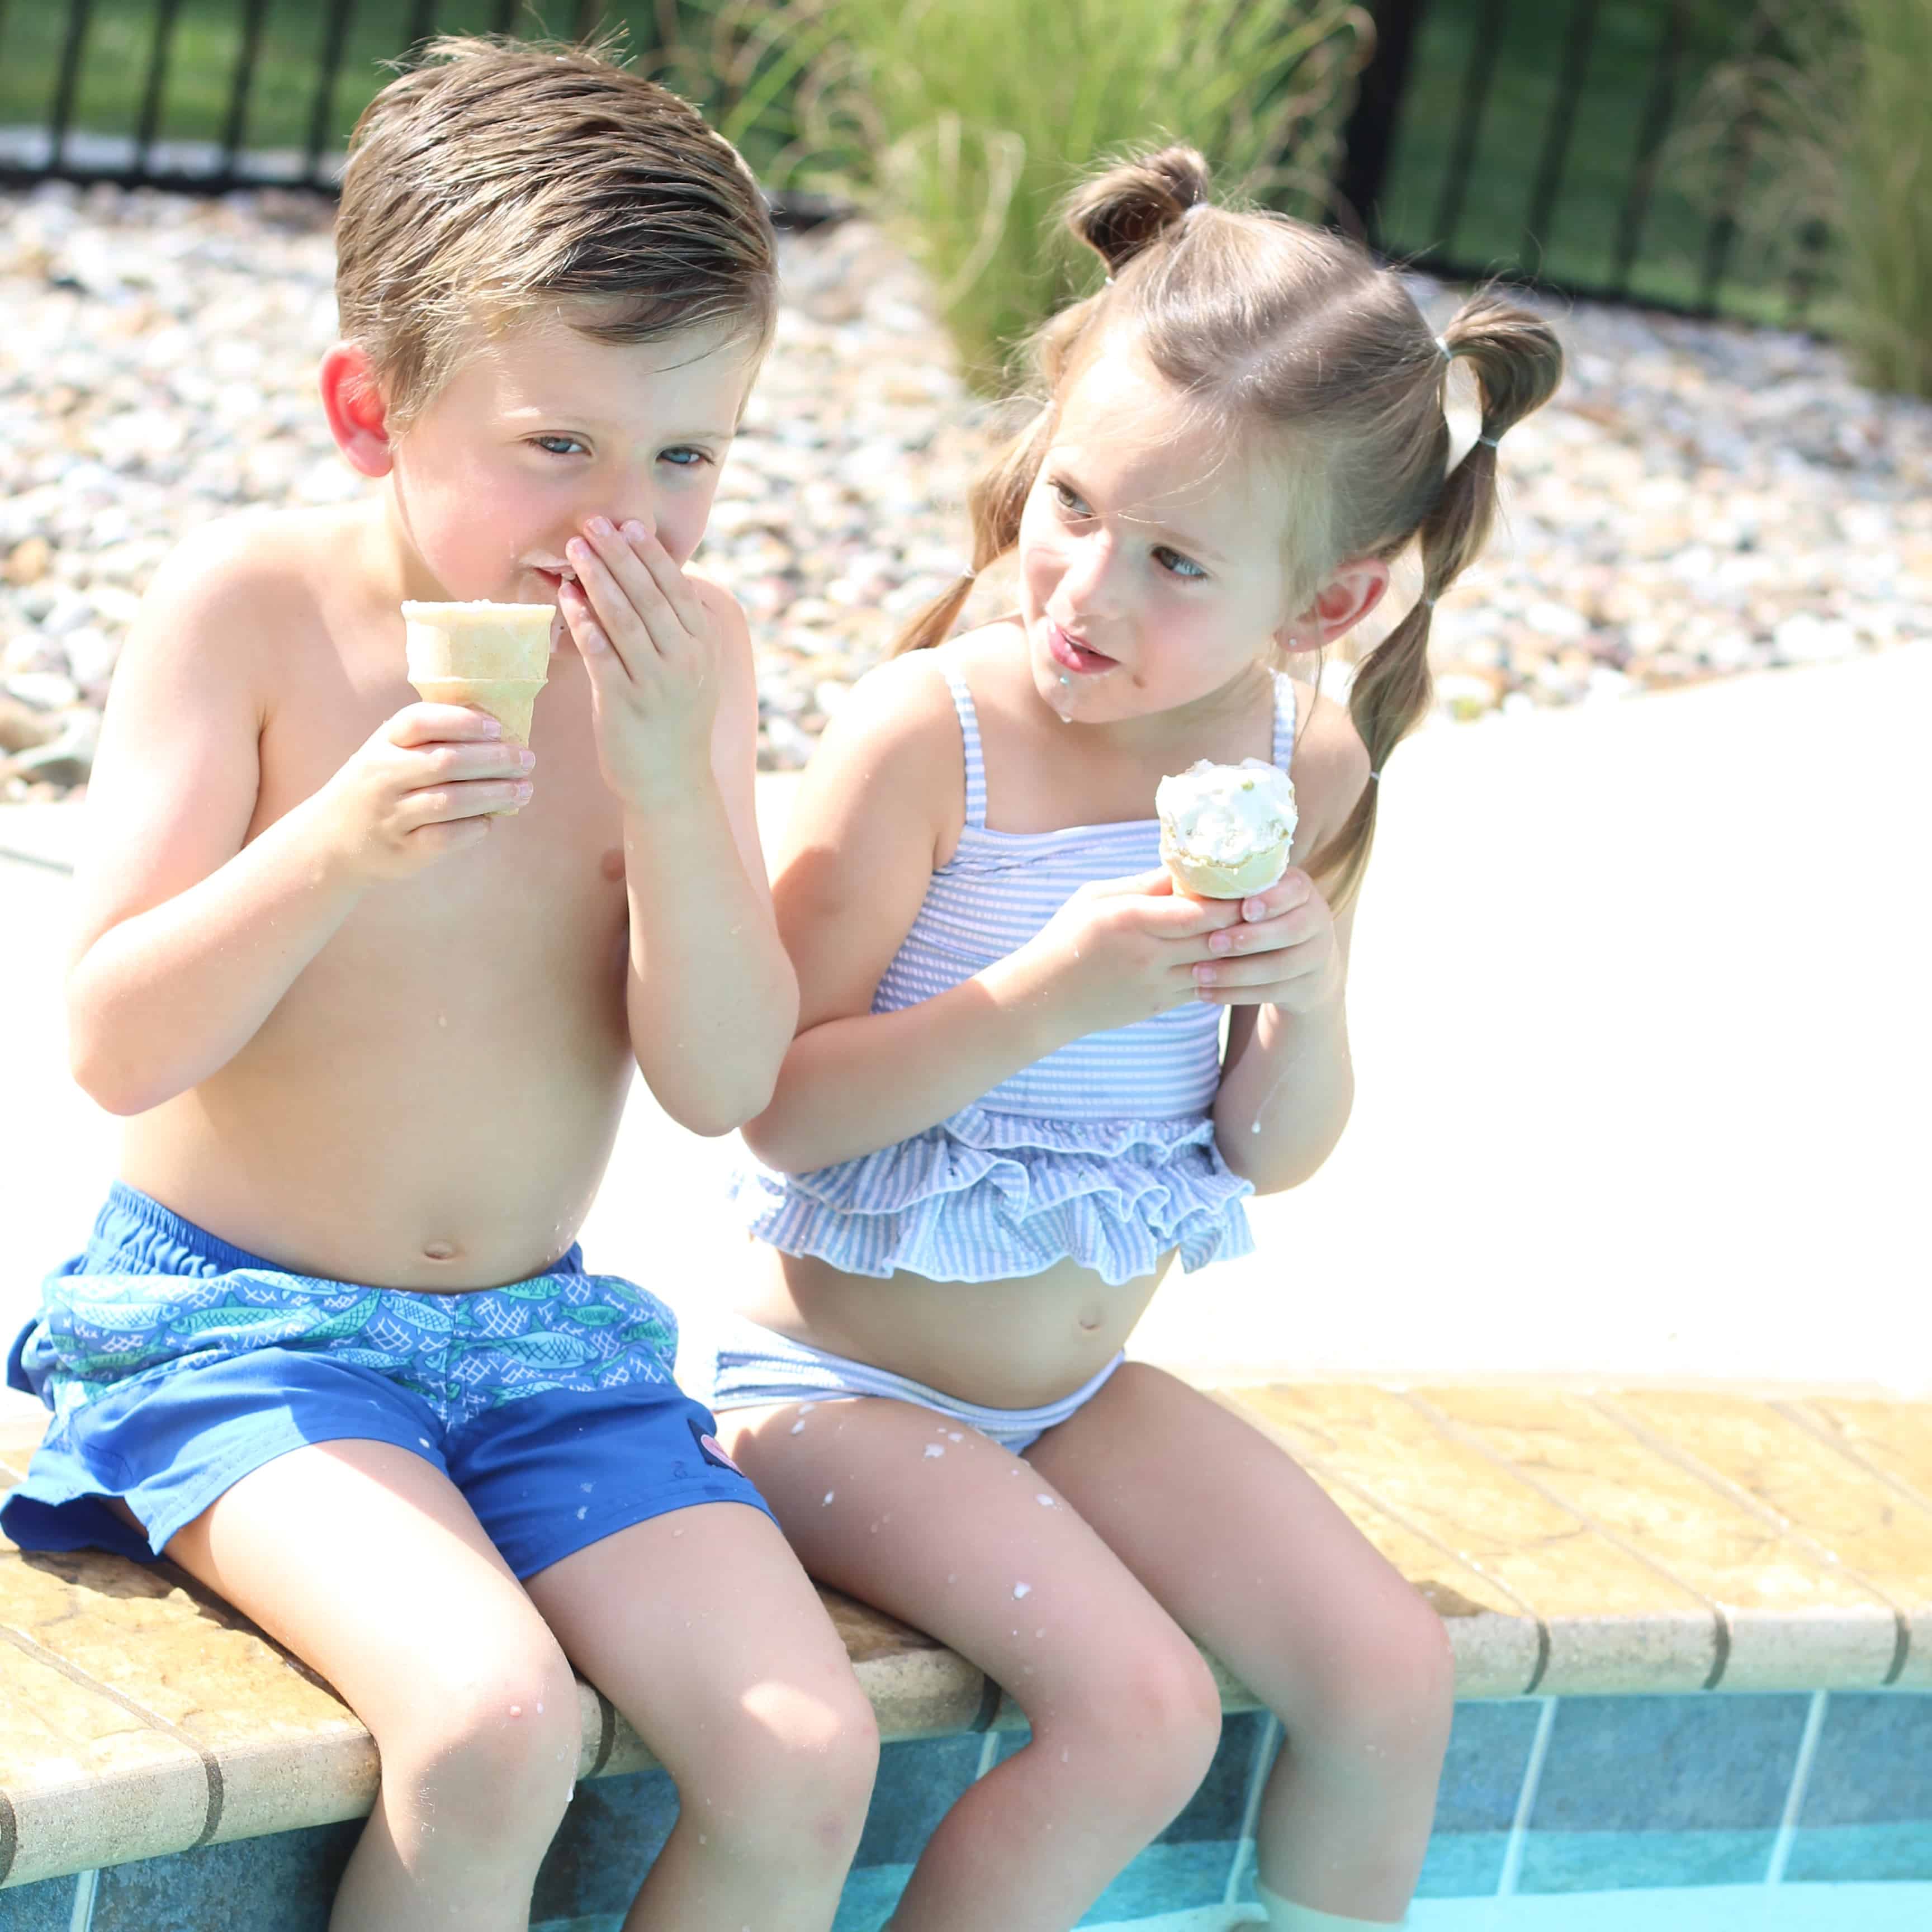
[1077,1303,1104,1332]
[422,1240,461,1263]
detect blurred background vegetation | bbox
[1,0,1926,396]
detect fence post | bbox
[1333,0,1431,246]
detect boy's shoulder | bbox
[139,504,367,651]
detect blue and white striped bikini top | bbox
[871,667,1298,1124]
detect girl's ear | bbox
[1278,557,1390,651]
[319,343,395,479]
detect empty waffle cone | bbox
[407,676,547,749]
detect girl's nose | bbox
[1059,532,1121,619]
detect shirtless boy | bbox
[2,39,876,1932]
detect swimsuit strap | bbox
[941,666,988,830]
[1271,669,1299,770]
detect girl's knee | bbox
[1054,1632,1223,1827]
[1294,1582,1455,1759]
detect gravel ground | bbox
[3,179,1929,798]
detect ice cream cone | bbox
[1156,758,1298,901]
[406,676,547,747]
[402,600,553,742]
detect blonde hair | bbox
[898,145,1564,904]
[334,36,778,429]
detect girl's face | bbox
[1017,342,1299,724]
[382,309,757,605]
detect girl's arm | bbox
[66,528,523,1116]
[1210,688,1370,1193]
[740,654,1239,1176]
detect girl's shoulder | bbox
[1285,674,1372,859]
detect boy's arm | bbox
[67,527,530,1116]
[614,580,799,1135]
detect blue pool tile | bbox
[1784,1821,1932,1883]
[88,1821,357,1931]
[1794,1691,1932,1829]
[531,1770,679,1921]
[833,1863,912,1931]
[1079,1840,1234,1921]
[1530,1694,1810,1833]
[1435,1699,1545,1835]
[854,1736,982,1867]
[0,1873,82,1932]
[1516,1826,1775,1893]
[1416,1829,1510,1898]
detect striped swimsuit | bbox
[733,665,1297,1286]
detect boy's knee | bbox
[681,1675,879,1868]
[381,1646,583,1844]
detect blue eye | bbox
[533,435,585,457]
[661,447,710,469]
[1155,547,1208,581]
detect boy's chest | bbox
[255,623,630,960]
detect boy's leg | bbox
[163,1438,582,1932]
[1024,1364,1455,1925]
[526,1500,879,1932]
[720,1398,1227,1932]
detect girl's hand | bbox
[315,704,533,882]
[1188,869,1343,1015]
[1012,867,1244,1037]
[558,517,718,811]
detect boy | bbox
[2,39,877,1932]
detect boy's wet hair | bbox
[899,144,1564,906]
[335,36,778,427]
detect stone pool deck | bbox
[4,1379,1932,1926]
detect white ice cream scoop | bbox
[1155,757,1298,898]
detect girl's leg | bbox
[1025,1364,1454,1925]
[163,1439,583,1932]
[721,1398,1227,1932]
[524,1500,879,1932]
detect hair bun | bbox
[1065,145,1213,274]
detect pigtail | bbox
[1064,144,1212,276]
[892,400,1052,654]
[1308,288,1563,906]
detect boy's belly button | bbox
[1077,1303,1104,1332]
[422,1240,460,1263]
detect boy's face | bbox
[382,309,758,605]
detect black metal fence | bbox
[0,0,1810,323]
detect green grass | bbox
[0,0,1849,333]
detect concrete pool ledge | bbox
[4,1380,1931,1902]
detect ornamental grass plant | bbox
[772,0,1370,391]
[1688,0,1932,395]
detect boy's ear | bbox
[1277,557,1390,652]
[319,343,394,479]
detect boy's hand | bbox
[558,517,718,811]
[1188,869,1343,1016]
[316,704,534,881]
[1009,867,1247,1036]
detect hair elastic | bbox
[1182,200,1210,223]
[958,565,978,581]
[1476,434,1500,448]
[1434,333,1452,358]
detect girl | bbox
[718,147,1561,1931]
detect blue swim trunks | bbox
[1,1183,769,1579]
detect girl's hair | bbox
[897,145,1563,903]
